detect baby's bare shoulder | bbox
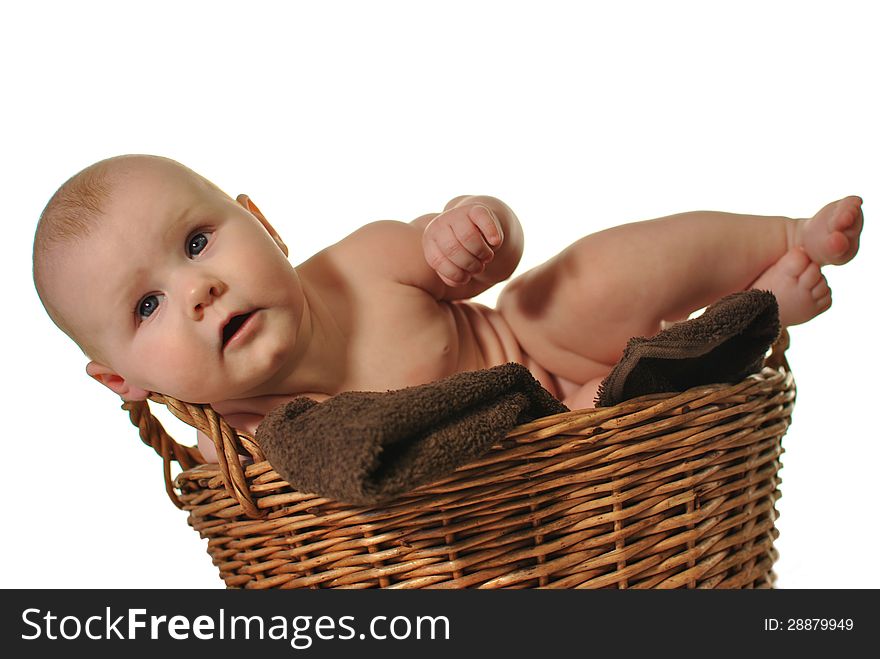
[310,220,444,296]
[337,220,421,259]
[302,221,412,278]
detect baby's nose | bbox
[186,276,225,317]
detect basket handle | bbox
[122,395,266,518]
[764,327,791,372]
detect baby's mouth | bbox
[221,311,255,349]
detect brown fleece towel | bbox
[255,363,568,505]
[595,289,780,407]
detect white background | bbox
[3,1,877,589]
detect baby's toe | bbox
[811,277,830,300]
[798,261,822,288]
[830,196,862,231]
[827,231,850,260]
[778,247,811,277]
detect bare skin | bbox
[38,156,863,461]
[497,196,863,409]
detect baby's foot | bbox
[751,248,831,326]
[794,196,863,266]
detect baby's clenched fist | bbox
[421,204,504,287]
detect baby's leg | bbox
[498,197,863,387]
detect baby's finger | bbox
[423,239,474,286]
[434,254,473,287]
[450,214,494,264]
[439,271,469,288]
[435,223,487,273]
[467,204,503,247]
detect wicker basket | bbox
[124,332,795,589]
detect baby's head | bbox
[34,155,306,404]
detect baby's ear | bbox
[237,193,289,257]
[86,362,150,401]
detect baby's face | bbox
[49,160,306,403]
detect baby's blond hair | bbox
[33,157,121,358]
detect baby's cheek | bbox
[148,351,213,401]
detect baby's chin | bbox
[154,383,238,406]
[165,382,266,406]
[155,353,291,404]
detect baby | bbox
[33,155,863,462]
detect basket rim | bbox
[175,364,794,513]
[123,330,792,519]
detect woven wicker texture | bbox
[125,334,794,589]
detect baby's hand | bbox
[422,204,504,287]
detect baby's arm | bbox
[410,195,525,298]
[337,195,523,301]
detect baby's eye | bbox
[187,231,211,258]
[137,293,164,320]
